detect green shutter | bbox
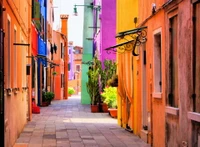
[33,1,41,31]
[68,63,70,71]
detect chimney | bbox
[60,14,69,36]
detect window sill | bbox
[165,106,179,116]
[152,92,162,99]
[188,112,200,122]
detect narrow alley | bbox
[14,95,149,147]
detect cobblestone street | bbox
[15,95,150,147]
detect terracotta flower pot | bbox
[108,108,117,118]
[91,105,99,113]
[101,103,108,113]
[41,102,49,107]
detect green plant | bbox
[100,60,117,92]
[44,92,54,102]
[107,74,118,87]
[52,71,57,76]
[86,55,102,105]
[68,87,75,95]
[101,86,117,108]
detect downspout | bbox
[0,3,4,147]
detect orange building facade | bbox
[72,46,82,94]
[116,0,200,146]
[49,15,68,100]
[51,30,65,99]
[3,0,32,146]
[115,0,200,146]
[138,0,166,146]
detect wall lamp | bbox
[105,26,147,56]
[73,3,101,16]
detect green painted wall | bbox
[81,0,93,104]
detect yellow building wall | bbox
[3,0,32,146]
[116,0,139,134]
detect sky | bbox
[53,0,84,47]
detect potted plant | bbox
[44,91,55,105]
[107,74,118,87]
[101,86,117,118]
[52,71,57,76]
[99,60,117,112]
[68,87,75,96]
[100,60,117,92]
[86,55,102,112]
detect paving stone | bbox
[16,137,31,143]
[42,139,56,146]
[43,134,56,139]
[80,136,93,139]
[56,132,68,139]
[28,144,42,147]
[29,137,43,144]
[19,132,32,137]
[13,143,28,147]
[15,96,150,147]
[70,142,84,147]
[83,139,97,144]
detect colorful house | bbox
[46,0,54,93]
[51,29,65,100]
[114,0,140,135]
[36,0,47,106]
[73,46,83,94]
[138,0,165,145]
[2,0,32,146]
[60,14,69,99]
[68,44,83,95]
[163,0,200,146]
[81,0,94,104]
[68,41,74,80]
[0,1,4,146]
[81,0,116,104]
[98,0,116,62]
[113,0,200,147]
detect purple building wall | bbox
[100,0,116,62]
[93,0,116,63]
[68,45,74,80]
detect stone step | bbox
[13,143,28,147]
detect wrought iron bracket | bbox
[105,26,147,56]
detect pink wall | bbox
[94,0,116,62]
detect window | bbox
[61,74,64,88]
[68,63,70,71]
[7,16,11,88]
[193,2,200,113]
[168,15,178,107]
[61,43,64,59]
[76,64,81,72]
[153,30,162,93]
[74,49,81,54]
[13,26,17,87]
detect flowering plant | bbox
[101,86,117,108]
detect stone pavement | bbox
[15,95,150,147]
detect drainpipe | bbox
[0,3,4,147]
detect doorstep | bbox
[13,143,28,147]
[140,130,152,144]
